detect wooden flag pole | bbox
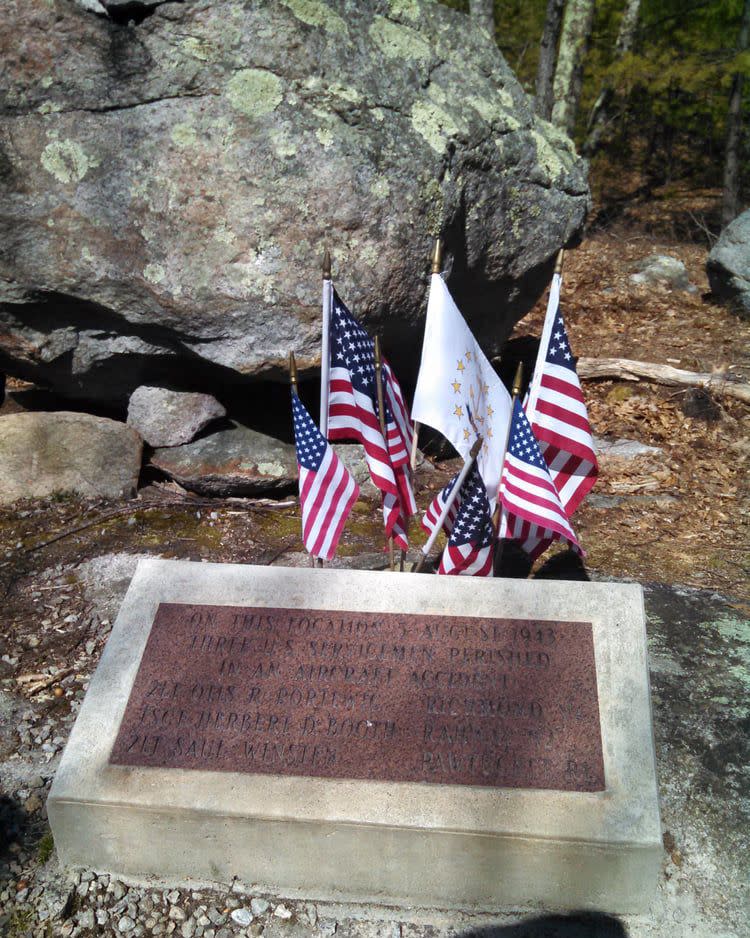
[320,248,332,436]
[494,362,524,573]
[291,351,323,569]
[411,434,483,574]
[411,237,444,472]
[374,336,396,572]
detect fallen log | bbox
[577,357,750,405]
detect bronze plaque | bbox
[109,604,605,792]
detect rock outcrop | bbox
[0,0,589,406]
[127,386,226,447]
[707,210,750,318]
[150,421,297,496]
[0,412,142,503]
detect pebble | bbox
[230,908,253,927]
[250,898,269,916]
[169,906,187,921]
[118,915,136,932]
[318,922,337,937]
[274,903,292,919]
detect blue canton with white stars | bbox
[448,464,494,549]
[545,306,575,371]
[331,291,378,398]
[508,399,547,469]
[292,391,327,471]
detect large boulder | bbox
[0,411,142,503]
[0,0,589,407]
[707,210,750,318]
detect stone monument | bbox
[48,559,661,912]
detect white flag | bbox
[412,274,512,500]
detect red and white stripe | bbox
[438,543,493,576]
[383,359,413,468]
[422,487,459,537]
[328,368,415,548]
[499,451,581,556]
[299,448,359,561]
[531,362,597,516]
[328,367,399,497]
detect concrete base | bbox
[48,560,661,913]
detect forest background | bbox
[443,0,750,236]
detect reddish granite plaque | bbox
[109,603,605,792]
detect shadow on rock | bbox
[458,911,627,937]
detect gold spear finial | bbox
[289,351,298,390]
[512,362,524,398]
[554,249,565,275]
[431,237,443,274]
[322,248,332,281]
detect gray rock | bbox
[229,908,253,927]
[0,0,588,406]
[707,209,750,318]
[118,916,136,933]
[249,898,270,917]
[593,436,662,459]
[0,412,142,504]
[630,255,695,292]
[127,386,226,448]
[150,421,296,496]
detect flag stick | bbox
[291,351,323,569]
[410,237,444,473]
[494,362,524,572]
[411,435,482,573]
[320,248,332,436]
[526,248,564,421]
[374,336,396,571]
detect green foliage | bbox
[37,829,54,864]
[438,0,749,205]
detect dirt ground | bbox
[0,216,748,937]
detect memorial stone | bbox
[49,560,661,913]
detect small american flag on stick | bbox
[437,462,495,577]
[526,277,598,516]
[326,290,416,549]
[292,388,358,561]
[499,399,581,559]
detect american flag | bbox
[422,471,460,537]
[437,463,495,576]
[292,389,359,561]
[499,399,581,559]
[526,289,598,516]
[326,290,416,549]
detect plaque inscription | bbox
[109,604,605,791]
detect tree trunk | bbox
[583,0,641,157]
[551,0,596,137]
[722,0,750,229]
[535,0,566,120]
[469,0,495,36]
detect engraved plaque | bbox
[110,603,605,791]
